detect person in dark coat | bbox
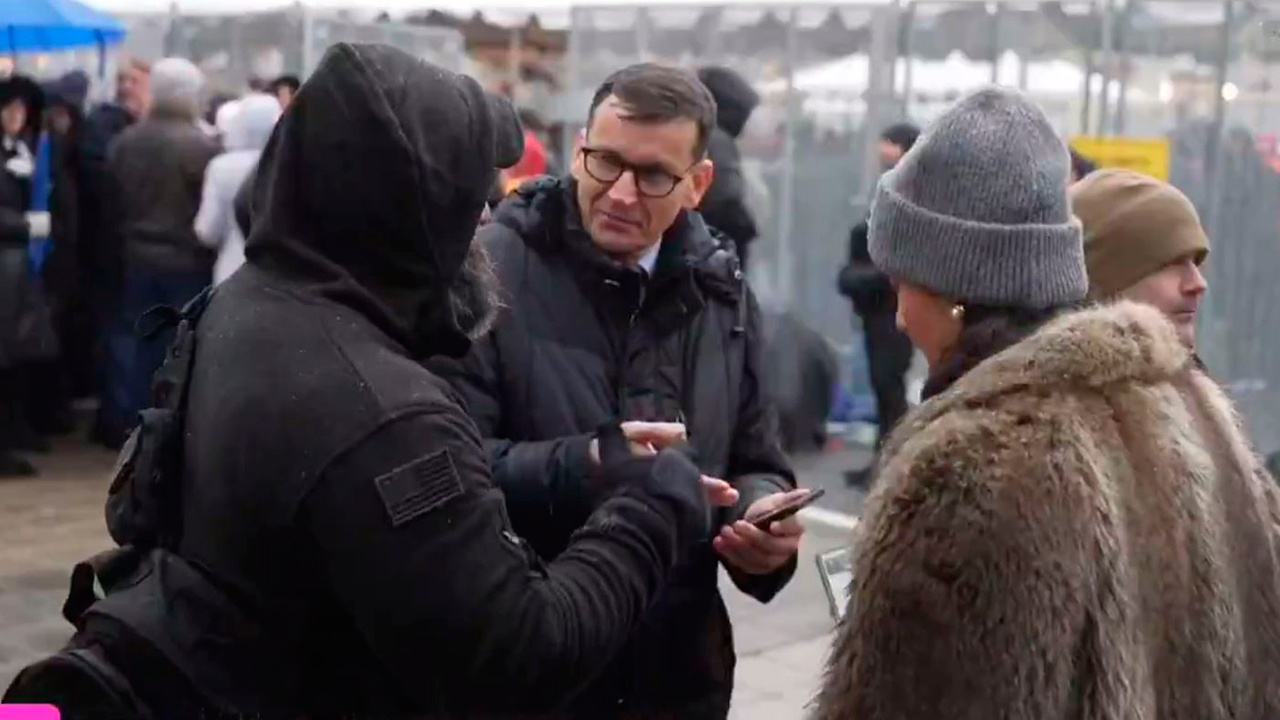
[696,66,760,270]
[99,58,220,448]
[431,63,804,719]
[23,71,91,436]
[0,75,51,477]
[82,57,149,448]
[15,44,720,717]
[837,121,918,487]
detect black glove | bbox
[594,422,711,545]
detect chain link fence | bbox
[566,0,1279,455]
[15,10,466,101]
[112,8,465,94]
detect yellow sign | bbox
[1070,137,1170,181]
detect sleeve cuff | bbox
[728,551,797,604]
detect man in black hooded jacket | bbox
[432,63,803,719]
[19,45,720,718]
[696,66,760,270]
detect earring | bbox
[950,304,965,320]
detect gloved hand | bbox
[597,422,711,544]
[25,211,51,239]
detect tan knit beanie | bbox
[1070,169,1209,299]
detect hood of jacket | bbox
[222,93,280,152]
[490,175,744,303]
[244,43,523,359]
[697,66,759,139]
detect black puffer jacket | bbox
[79,101,134,302]
[74,45,713,718]
[432,176,797,718]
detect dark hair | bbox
[205,92,236,126]
[1069,147,1098,181]
[270,74,301,94]
[880,122,920,152]
[921,302,1079,400]
[587,63,717,159]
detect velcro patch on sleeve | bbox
[374,449,465,528]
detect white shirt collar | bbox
[635,242,661,275]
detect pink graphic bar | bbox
[0,706,60,720]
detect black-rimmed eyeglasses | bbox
[579,147,697,199]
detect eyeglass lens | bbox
[583,151,679,198]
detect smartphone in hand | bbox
[750,487,826,530]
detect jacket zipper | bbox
[603,274,646,709]
[616,277,645,416]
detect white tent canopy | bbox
[762,49,1146,102]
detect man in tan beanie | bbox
[1071,168,1209,348]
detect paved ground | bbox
[0,439,872,717]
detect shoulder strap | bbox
[106,287,216,551]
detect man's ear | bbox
[685,158,715,209]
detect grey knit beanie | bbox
[150,57,205,119]
[868,86,1087,308]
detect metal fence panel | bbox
[1092,0,1280,454]
[1206,1,1280,455]
[111,10,465,94]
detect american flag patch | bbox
[374,449,464,528]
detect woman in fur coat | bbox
[813,87,1280,720]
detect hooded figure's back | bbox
[135,43,715,716]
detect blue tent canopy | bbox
[2,0,125,54]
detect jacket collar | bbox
[497,175,744,304]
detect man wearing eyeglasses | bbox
[431,63,804,719]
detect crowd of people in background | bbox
[0,58,301,477]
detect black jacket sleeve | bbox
[303,407,699,713]
[77,107,125,294]
[722,288,799,602]
[698,130,758,248]
[430,323,596,530]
